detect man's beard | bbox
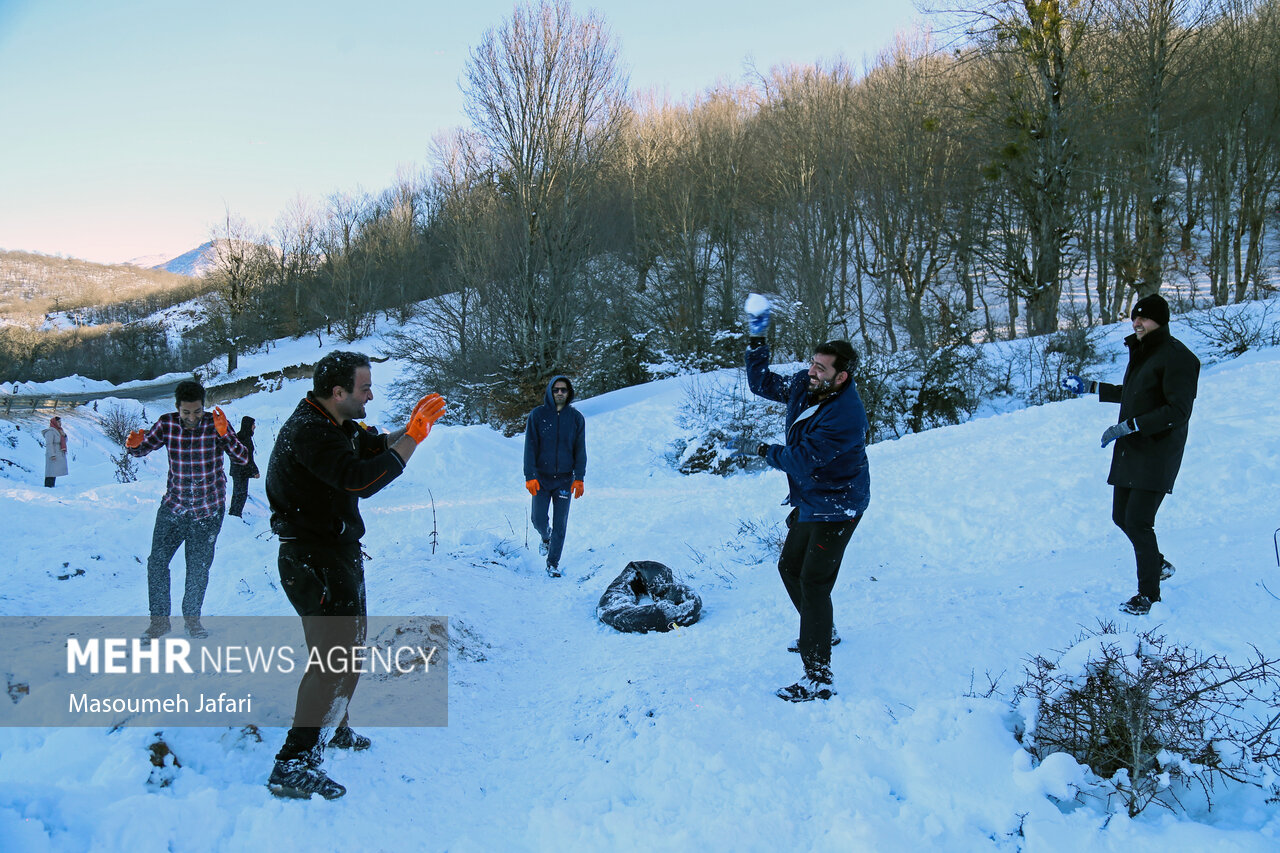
[808,377,838,398]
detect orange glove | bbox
[212,406,229,437]
[125,429,145,449]
[406,393,446,444]
[572,480,584,499]
[525,479,540,497]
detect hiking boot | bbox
[267,758,346,800]
[788,626,841,653]
[776,678,836,702]
[1120,594,1157,616]
[140,621,171,641]
[186,622,209,639]
[546,562,561,578]
[1160,560,1175,581]
[538,538,550,557]
[328,725,371,751]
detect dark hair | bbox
[313,351,371,399]
[813,340,859,380]
[174,379,206,406]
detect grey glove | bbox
[1101,419,1137,447]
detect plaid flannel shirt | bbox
[129,411,250,518]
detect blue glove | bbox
[1061,375,1087,396]
[747,307,771,336]
[1101,419,1136,447]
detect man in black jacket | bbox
[264,351,446,800]
[1063,293,1200,616]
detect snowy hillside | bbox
[1,320,1279,850]
[145,242,218,278]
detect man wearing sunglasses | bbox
[523,375,587,577]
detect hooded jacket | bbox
[747,340,871,522]
[230,415,259,479]
[523,375,587,486]
[1099,324,1200,493]
[267,394,405,544]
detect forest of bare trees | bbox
[6,0,1278,419]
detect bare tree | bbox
[462,0,628,381]
[960,0,1095,335]
[207,211,273,372]
[751,62,858,352]
[1097,0,1216,295]
[273,195,324,335]
[851,36,963,350]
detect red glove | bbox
[212,406,229,437]
[571,480,584,499]
[125,429,145,449]
[525,479,540,497]
[406,394,446,444]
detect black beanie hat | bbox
[1131,292,1170,326]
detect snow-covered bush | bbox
[1183,301,1280,361]
[988,326,1107,408]
[670,372,782,476]
[857,343,987,441]
[1015,623,1280,817]
[98,402,144,483]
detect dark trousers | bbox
[276,541,366,764]
[778,510,862,682]
[146,505,224,627]
[531,483,572,568]
[44,477,55,488]
[228,475,249,517]
[1112,486,1166,600]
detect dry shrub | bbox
[1016,622,1280,816]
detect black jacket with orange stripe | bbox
[266,393,405,544]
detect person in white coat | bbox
[42,416,68,487]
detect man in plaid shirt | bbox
[126,379,249,639]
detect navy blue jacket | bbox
[746,341,871,522]
[523,375,587,487]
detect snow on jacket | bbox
[267,394,405,544]
[746,340,871,522]
[42,427,68,478]
[128,411,249,518]
[522,375,586,487]
[1099,324,1200,494]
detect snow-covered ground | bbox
[2,313,1279,851]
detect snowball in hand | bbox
[745,293,770,316]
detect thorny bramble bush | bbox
[1015,622,1280,817]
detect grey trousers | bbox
[146,505,224,626]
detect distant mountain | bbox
[134,241,218,277]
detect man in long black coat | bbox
[1064,292,1200,615]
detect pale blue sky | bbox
[0,0,921,265]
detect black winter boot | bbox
[267,758,346,800]
[328,724,371,751]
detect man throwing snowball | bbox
[744,295,871,702]
[265,350,446,800]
